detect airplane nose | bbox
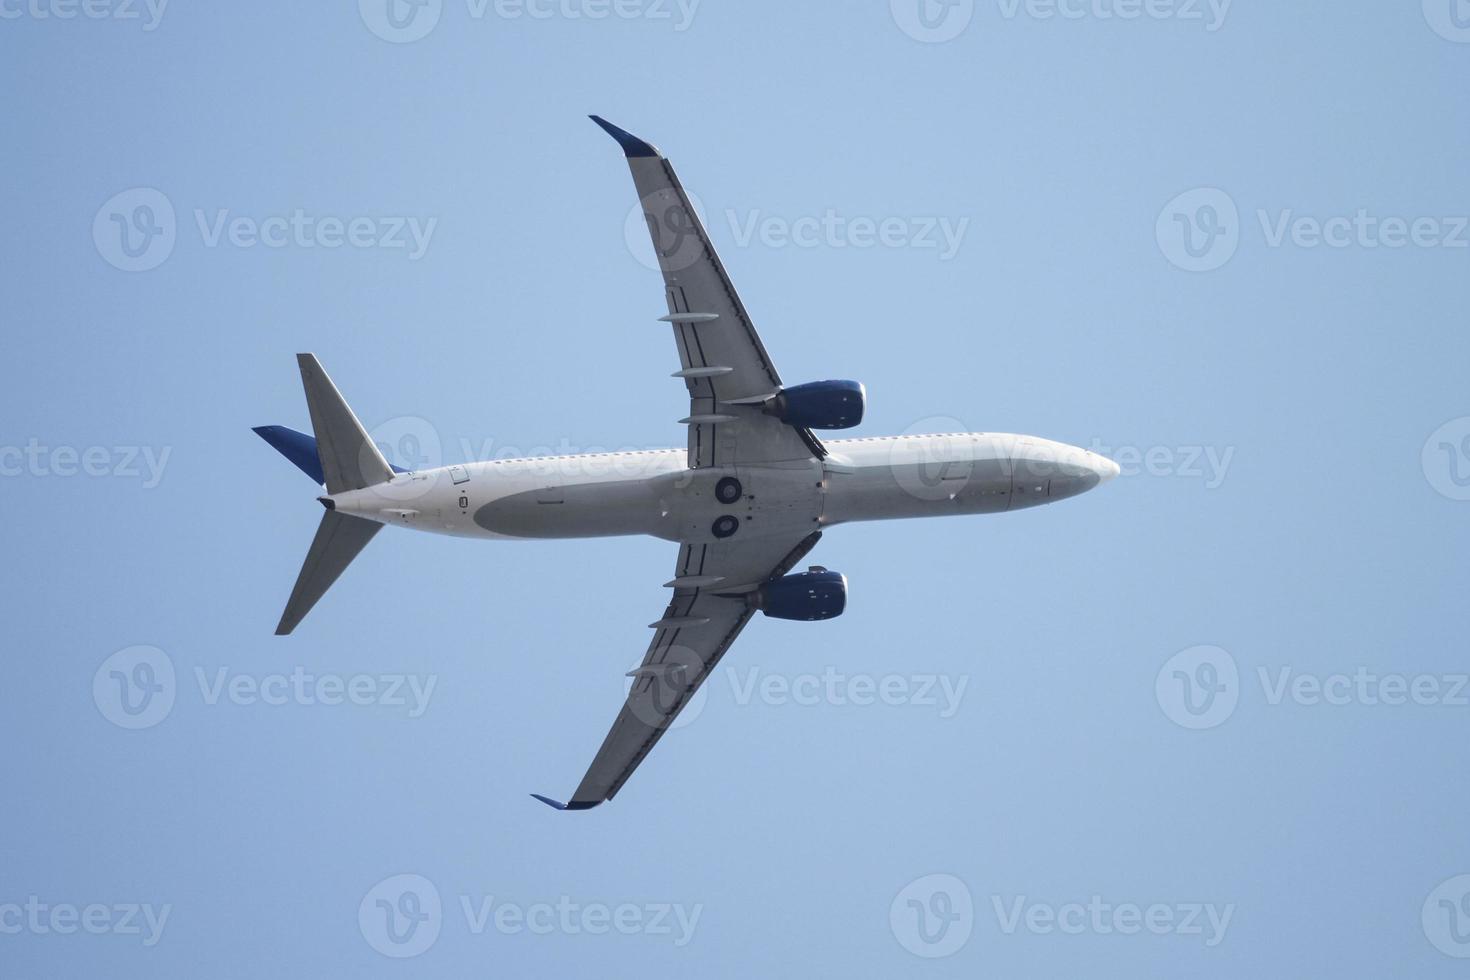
[1010,441,1116,506]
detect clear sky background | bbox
[4,1,1469,976]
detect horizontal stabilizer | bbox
[275,510,382,635]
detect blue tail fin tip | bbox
[588,115,660,158]
[255,424,407,483]
[253,425,325,485]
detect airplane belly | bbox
[820,434,1016,525]
[472,479,666,539]
[650,461,824,544]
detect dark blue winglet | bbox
[589,115,661,158]
[531,794,602,812]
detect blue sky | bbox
[4,1,1469,976]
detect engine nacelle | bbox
[770,380,865,430]
[753,567,847,621]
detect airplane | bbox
[253,116,1120,811]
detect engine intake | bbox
[752,567,847,621]
[770,380,865,430]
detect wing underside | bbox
[534,531,822,810]
[531,118,830,812]
[591,115,826,468]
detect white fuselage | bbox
[326,432,1119,545]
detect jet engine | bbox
[751,567,847,621]
[768,380,865,430]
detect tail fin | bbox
[275,510,382,634]
[257,354,396,634]
[295,353,395,494]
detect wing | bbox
[532,530,822,811]
[591,116,826,469]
